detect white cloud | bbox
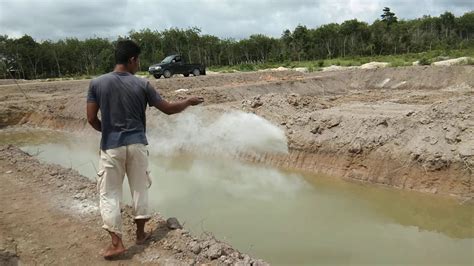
[0,0,471,40]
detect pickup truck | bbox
[148,55,206,79]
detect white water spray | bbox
[147,108,288,157]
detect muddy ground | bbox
[0,66,473,264]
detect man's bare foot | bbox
[102,231,126,259]
[136,231,152,245]
[102,243,126,259]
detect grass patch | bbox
[196,48,474,73]
[418,57,431,65]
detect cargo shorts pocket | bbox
[145,170,152,188]
[96,169,105,191]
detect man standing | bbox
[86,40,203,259]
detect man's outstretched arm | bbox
[154,97,204,115]
[87,102,102,131]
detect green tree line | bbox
[1,9,473,79]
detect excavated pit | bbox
[0,66,473,199]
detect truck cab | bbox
[148,55,206,79]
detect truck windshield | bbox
[161,55,175,64]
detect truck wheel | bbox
[163,70,172,78]
[183,73,190,77]
[192,69,200,76]
[153,74,161,79]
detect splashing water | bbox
[147,108,288,157]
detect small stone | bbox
[310,125,322,134]
[243,255,251,264]
[327,118,341,128]
[73,193,86,200]
[5,170,13,174]
[420,118,432,124]
[250,101,263,108]
[406,111,415,117]
[166,217,183,230]
[206,243,225,259]
[458,143,474,157]
[445,128,460,144]
[190,242,201,254]
[348,143,363,154]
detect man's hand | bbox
[154,96,204,115]
[86,102,102,132]
[187,97,204,106]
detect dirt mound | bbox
[433,57,471,66]
[359,62,389,69]
[322,65,354,72]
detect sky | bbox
[0,0,472,41]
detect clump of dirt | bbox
[0,145,267,265]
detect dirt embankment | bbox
[0,66,473,199]
[0,145,267,265]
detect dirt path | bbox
[0,166,107,265]
[0,146,266,265]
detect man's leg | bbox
[104,231,126,259]
[126,144,152,244]
[97,147,127,257]
[135,218,150,244]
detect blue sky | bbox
[0,0,472,40]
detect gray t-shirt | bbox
[87,72,162,150]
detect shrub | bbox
[237,64,255,71]
[419,57,431,65]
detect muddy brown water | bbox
[1,127,473,265]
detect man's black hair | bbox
[115,40,141,65]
